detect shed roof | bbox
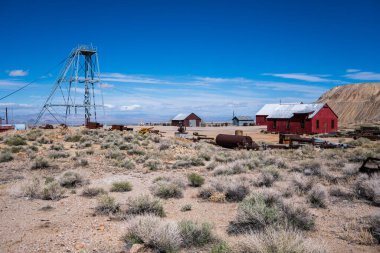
[256,103,325,119]
[233,116,254,121]
[172,113,201,121]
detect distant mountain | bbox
[317,83,380,126]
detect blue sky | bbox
[0,0,380,124]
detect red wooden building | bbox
[255,103,338,134]
[171,113,202,127]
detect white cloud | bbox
[263,73,341,83]
[344,71,380,80]
[98,83,114,88]
[8,69,28,77]
[0,102,33,108]
[0,79,26,87]
[120,104,142,111]
[346,69,360,73]
[104,104,115,108]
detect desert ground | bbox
[0,126,379,253]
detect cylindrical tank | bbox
[235,130,243,136]
[216,134,253,149]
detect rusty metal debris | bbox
[359,157,380,175]
[279,133,352,149]
[86,122,103,129]
[215,134,259,150]
[39,124,54,129]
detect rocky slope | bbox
[317,83,380,126]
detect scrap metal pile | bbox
[319,126,380,141]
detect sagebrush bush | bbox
[280,202,315,230]
[110,181,132,192]
[213,160,248,176]
[255,172,275,187]
[50,143,64,151]
[31,158,51,170]
[144,158,163,170]
[188,172,205,187]
[106,149,126,160]
[64,134,82,142]
[95,194,120,214]
[82,187,106,197]
[123,215,182,252]
[290,174,314,195]
[178,220,214,247]
[42,181,65,200]
[198,177,250,202]
[151,177,185,199]
[48,151,69,159]
[126,194,166,217]
[299,160,322,175]
[355,174,380,205]
[308,184,328,208]
[26,129,43,141]
[234,227,327,253]
[329,185,354,200]
[21,177,42,199]
[180,204,192,212]
[0,152,13,163]
[228,191,281,234]
[59,171,85,188]
[5,135,27,146]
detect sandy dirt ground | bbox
[0,126,379,253]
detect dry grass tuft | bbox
[126,194,166,217]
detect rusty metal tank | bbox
[216,134,257,149]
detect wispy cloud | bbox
[120,104,142,111]
[344,71,380,81]
[8,69,28,77]
[262,73,341,83]
[346,69,360,73]
[98,83,114,88]
[0,102,33,108]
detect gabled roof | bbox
[233,116,254,121]
[172,113,201,121]
[256,103,326,119]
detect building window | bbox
[316,120,320,129]
[286,120,290,129]
[331,120,335,129]
[273,120,277,129]
[300,119,305,129]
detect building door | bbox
[189,120,196,127]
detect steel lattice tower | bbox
[35,45,104,125]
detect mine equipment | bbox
[359,157,380,175]
[111,125,124,131]
[35,45,104,126]
[86,122,103,129]
[139,127,154,135]
[215,134,259,150]
[192,132,214,142]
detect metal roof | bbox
[172,113,191,121]
[233,116,254,121]
[256,103,325,119]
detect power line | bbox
[0,56,68,101]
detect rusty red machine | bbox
[215,134,260,150]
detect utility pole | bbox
[5,107,8,124]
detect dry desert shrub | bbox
[30,157,51,170]
[110,181,132,192]
[346,147,375,163]
[370,215,380,244]
[213,160,249,176]
[210,241,231,253]
[48,151,70,159]
[233,227,327,253]
[298,159,322,176]
[290,174,314,195]
[26,129,43,141]
[50,143,64,151]
[255,172,275,187]
[228,189,315,234]
[198,176,250,202]
[355,174,380,205]
[123,215,182,252]
[308,184,328,208]
[178,220,215,247]
[20,177,65,200]
[180,204,192,212]
[59,170,86,188]
[105,149,126,160]
[41,181,65,200]
[172,155,205,169]
[82,187,106,197]
[126,194,166,217]
[329,185,354,200]
[144,158,163,170]
[0,151,13,163]
[5,135,27,146]
[151,177,186,199]
[338,218,377,245]
[64,133,82,142]
[187,172,205,187]
[95,194,120,215]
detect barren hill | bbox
[317,83,380,126]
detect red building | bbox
[256,103,338,134]
[171,113,202,127]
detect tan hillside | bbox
[317,82,380,126]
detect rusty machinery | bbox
[215,134,260,150]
